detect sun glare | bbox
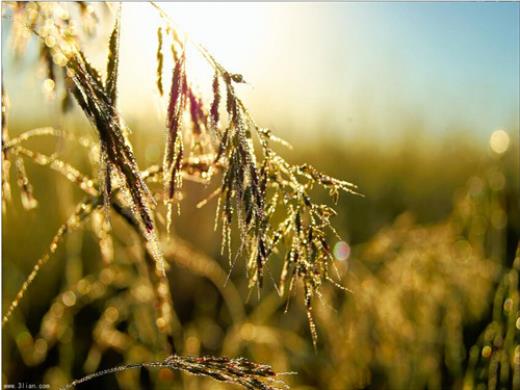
[117,3,268,118]
[122,3,266,66]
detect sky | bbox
[2,2,519,143]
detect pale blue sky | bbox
[2,2,519,143]
[329,2,519,139]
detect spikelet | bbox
[62,19,167,280]
[11,146,97,196]
[163,46,186,234]
[99,142,112,220]
[3,127,60,148]
[210,73,220,130]
[78,50,104,91]
[297,163,360,197]
[62,354,286,390]
[188,87,206,138]
[1,82,12,209]
[304,284,318,350]
[156,27,164,95]
[213,83,268,285]
[67,40,155,236]
[61,69,75,112]
[225,75,236,117]
[105,13,120,105]
[91,209,114,264]
[14,157,37,210]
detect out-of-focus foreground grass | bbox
[2,118,519,389]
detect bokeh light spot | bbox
[42,78,55,92]
[62,291,76,307]
[489,129,510,154]
[481,345,492,359]
[334,241,351,261]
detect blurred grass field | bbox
[2,117,518,389]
